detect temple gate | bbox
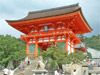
[6,4,92,60]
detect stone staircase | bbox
[14,61,36,75]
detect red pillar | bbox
[41,46,43,52]
[73,44,75,53]
[65,39,68,51]
[73,40,76,53]
[35,42,38,60]
[26,43,29,54]
[54,36,57,48]
[73,41,75,53]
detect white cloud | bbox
[0,19,24,38]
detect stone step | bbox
[14,60,37,75]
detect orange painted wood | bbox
[65,39,68,51]
[35,42,38,60]
[41,46,43,52]
[8,11,91,35]
[6,8,93,58]
[26,43,29,54]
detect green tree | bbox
[0,35,26,68]
[39,43,86,69]
[82,35,100,50]
[86,51,92,60]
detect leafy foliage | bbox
[86,52,92,60]
[0,35,26,68]
[79,35,100,50]
[39,43,86,69]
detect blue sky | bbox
[0,0,100,38]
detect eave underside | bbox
[6,10,92,35]
[20,30,81,45]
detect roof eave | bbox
[6,3,80,23]
[78,8,93,32]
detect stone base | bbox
[32,69,48,75]
[71,64,82,75]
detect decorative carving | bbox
[36,56,45,70]
[32,56,45,70]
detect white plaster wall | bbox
[87,47,100,58]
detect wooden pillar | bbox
[26,43,29,54]
[70,40,72,53]
[35,42,38,60]
[41,46,43,52]
[54,35,57,48]
[65,34,68,52]
[65,39,68,51]
[70,37,74,53]
[73,43,75,53]
[73,40,76,53]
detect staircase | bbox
[14,60,37,75]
